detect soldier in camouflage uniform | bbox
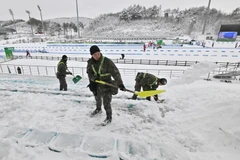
[56,55,72,91]
[132,72,167,101]
[87,45,126,125]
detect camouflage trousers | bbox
[132,81,152,100]
[57,74,67,91]
[95,86,112,120]
[132,73,152,100]
[134,72,152,91]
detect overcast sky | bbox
[0,0,239,21]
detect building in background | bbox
[0,27,16,35]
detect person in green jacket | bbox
[132,72,167,101]
[56,55,72,91]
[87,45,126,125]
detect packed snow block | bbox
[0,126,30,139]
[117,139,150,159]
[22,129,57,147]
[82,135,116,158]
[2,127,31,139]
[149,143,190,160]
[0,125,10,138]
[48,132,84,152]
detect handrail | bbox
[0,64,185,79]
[1,63,238,80]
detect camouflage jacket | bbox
[136,72,159,89]
[57,60,68,77]
[87,54,123,86]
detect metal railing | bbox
[1,63,238,80]
[0,64,185,79]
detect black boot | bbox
[91,108,102,116]
[101,117,112,126]
[132,94,137,100]
[146,96,151,101]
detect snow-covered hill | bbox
[1,6,240,40]
[46,17,92,27]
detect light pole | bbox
[25,10,34,36]
[8,9,17,34]
[37,5,44,34]
[75,0,81,38]
[202,0,212,35]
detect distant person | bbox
[120,54,125,59]
[26,50,31,58]
[132,72,167,101]
[152,43,156,49]
[143,43,146,52]
[42,47,47,53]
[235,42,238,48]
[157,44,162,49]
[87,45,126,126]
[202,41,206,48]
[56,55,72,91]
[17,67,21,74]
[212,42,215,47]
[148,41,152,47]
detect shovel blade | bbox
[72,75,82,84]
[136,90,166,98]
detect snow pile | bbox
[169,61,219,86]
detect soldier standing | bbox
[56,55,72,91]
[132,72,167,101]
[87,45,126,126]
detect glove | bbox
[153,95,158,101]
[87,81,97,96]
[118,84,126,91]
[93,74,100,81]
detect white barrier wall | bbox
[0,43,240,62]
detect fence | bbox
[12,55,240,67]
[1,63,238,79]
[1,65,239,81]
[0,64,186,79]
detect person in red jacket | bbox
[143,43,146,52]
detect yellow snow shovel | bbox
[95,80,165,98]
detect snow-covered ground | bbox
[0,50,240,160]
